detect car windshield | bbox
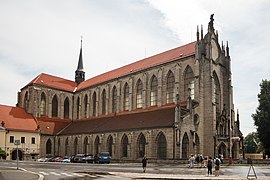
[100,152,109,156]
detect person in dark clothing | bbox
[207,156,213,176]
[142,155,148,173]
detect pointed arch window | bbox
[24,91,29,110]
[157,132,167,159]
[138,133,146,158]
[74,137,78,155]
[40,92,46,116]
[166,71,175,104]
[46,139,52,154]
[150,75,158,106]
[57,138,61,155]
[107,135,113,157]
[213,73,221,109]
[94,136,100,155]
[52,95,58,117]
[84,95,88,118]
[122,134,128,157]
[112,86,117,113]
[83,136,88,154]
[92,92,97,116]
[65,138,69,155]
[64,97,70,119]
[182,133,189,159]
[123,83,130,111]
[101,89,106,114]
[184,66,195,99]
[76,97,80,119]
[136,79,143,108]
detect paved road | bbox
[0,160,270,179]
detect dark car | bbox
[94,152,111,164]
[73,154,85,163]
[84,154,95,163]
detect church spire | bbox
[75,37,85,84]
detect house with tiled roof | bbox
[12,15,242,161]
[0,105,40,160]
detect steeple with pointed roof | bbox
[75,38,85,84]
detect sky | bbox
[1,0,270,137]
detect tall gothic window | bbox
[74,137,78,155]
[112,86,117,113]
[157,132,167,159]
[213,72,221,109]
[40,92,46,116]
[107,135,113,157]
[84,95,88,118]
[64,97,69,119]
[184,66,195,99]
[83,136,88,154]
[166,71,175,104]
[65,138,69,155]
[92,92,97,116]
[57,138,60,155]
[46,139,52,154]
[52,95,58,117]
[76,97,80,119]
[123,83,129,111]
[23,91,29,110]
[136,79,143,108]
[122,134,128,157]
[150,75,158,106]
[138,133,146,158]
[101,89,106,114]
[94,136,100,154]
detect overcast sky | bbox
[1,0,270,137]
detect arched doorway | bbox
[11,149,23,160]
[107,135,113,157]
[218,142,227,158]
[182,133,189,159]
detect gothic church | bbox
[16,15,242,161]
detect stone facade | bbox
[17,16,242,160]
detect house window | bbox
[21,137,25,144]
[31,137,36,144]
[123,83,129,111]
[10,136,14,143]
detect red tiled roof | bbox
[59,106,175,135]
[26,73,77,92]
[0,104,38,132]
[37,117,71,135]
[78,41,196,90]
[24,42,196,92]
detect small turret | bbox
[75,38,85,84]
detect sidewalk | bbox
[0,167,42,180]
[109,171,265,179]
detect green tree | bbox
[244,132,260,153]
[252,80,270,156]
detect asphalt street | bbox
[0,160,270,179]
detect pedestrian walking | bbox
[189,154,195,168]
[214,156,221,176]
[207,156,213,176]
[142,155,148,173]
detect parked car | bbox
[84,154,94,163]
[94,152,111,164]
[37,158,48,162]
[61,156,71,163]
[73,154,85,163]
